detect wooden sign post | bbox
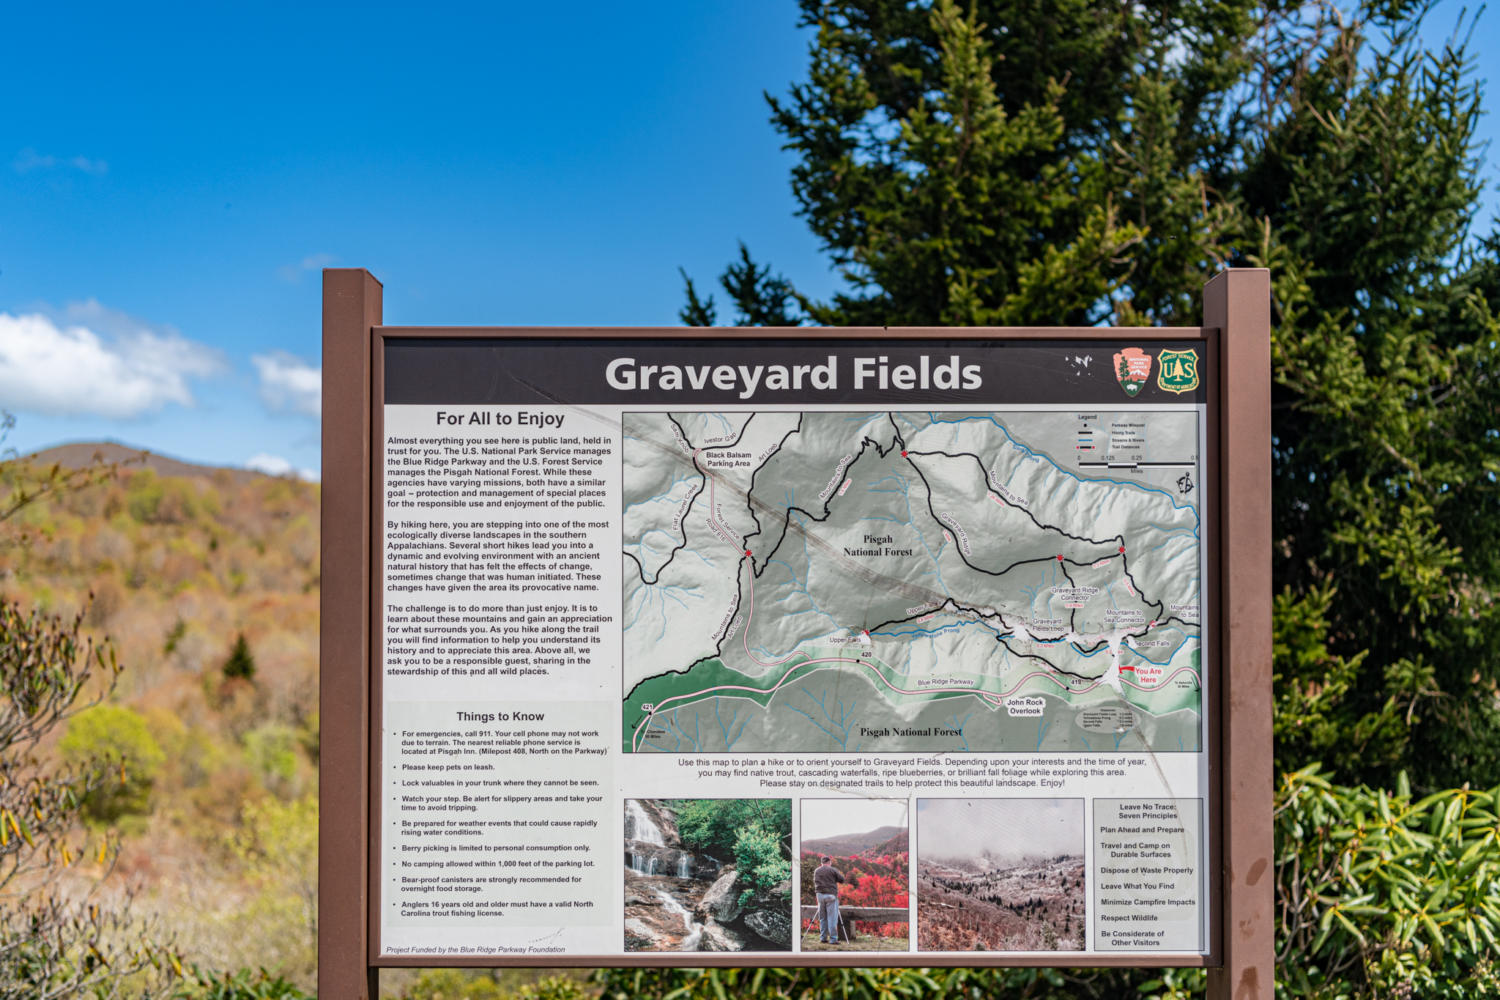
[320,269,1271,998]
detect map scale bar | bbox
[1079,460,1197,469]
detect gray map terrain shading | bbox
[622,411,1202,754]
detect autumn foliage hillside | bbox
[799,829,908,937]
[0,446,321,986]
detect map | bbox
[622,410,1203,754]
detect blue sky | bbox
[2,2,1495,478]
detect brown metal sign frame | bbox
[320,268,1272,999]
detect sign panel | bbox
[373,336,1213,961]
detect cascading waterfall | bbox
[625,800,664,845]
[654,889,704,951]
[626,799,709,947]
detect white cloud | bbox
[0,304,224,418]
[14,147,107,175]
[58,298,178,339]
[253,351,321,418]
[245,453,318,481]
[277,253,338,284]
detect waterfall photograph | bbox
[623,798,792,952]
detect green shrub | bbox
[124,468,165,523]
[733,822,790,907]
[674,799,791,861]
[516,976,588,1000]
[58,703,165,821]
[396,971,588,1000]
[171,965,313,999]
[402,968,503,1000]
[1276,766,1500,998]
[243,723,301,797]
[594,967,1082,1000]
[164,617,187,655]
[125,468,202,525]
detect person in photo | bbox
[812,855,846,944]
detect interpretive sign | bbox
[321,270,1272,998]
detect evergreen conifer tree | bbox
[684,0,1500,789]
[223,632,256,682]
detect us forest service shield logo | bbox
[1157,348,1200,394]
[1113,347,1152,396]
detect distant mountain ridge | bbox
[24,441,264,485]
[923,850,1076,873]
[802,825,906,859]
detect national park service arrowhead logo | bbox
[1157,349,1200,394]
[1113,347,1152,397]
